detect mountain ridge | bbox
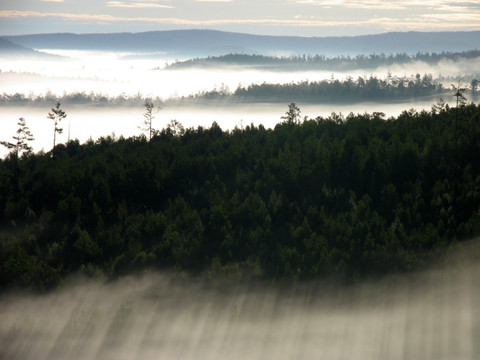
[4,29,480,57]
[0,37,62,58]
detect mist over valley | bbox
[1,28,480,360]
[1,255,479,360]
[1,42,479,157]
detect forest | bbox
[3,73,477,107]
[1,100,480,291]
[183,73,450,104]
[165,50,480,71]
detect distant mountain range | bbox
[3,30,480,57]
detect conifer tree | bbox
[1,117,35,198]
[139,99,156,141]
[281,102,301,125]
[47,101,67,154]
[0,117,35,159]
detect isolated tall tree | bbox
[1,117,35,198]
[452,83,467,108]
[139,99,156,141]
[1,117,35,159]
[451,83,467,223]
[47,101,67,154]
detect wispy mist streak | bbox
[1,262,478,360]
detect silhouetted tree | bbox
[452,83,467,107]
[1,117,34,159]
[282,103,301,125]
[166,119,185,137]
[139,99,157,141]
[47,101,66,154]
[1,117,34,199]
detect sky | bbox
[0,0,480,37]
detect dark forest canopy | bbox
[165,50,480,71]
[2,103,480,292]
[180,73,449,104]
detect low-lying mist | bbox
[1,248,479,360]
[1,50,479,100]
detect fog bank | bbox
[1,258,478,360]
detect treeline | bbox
[165,50,480,71]
[2,103,480,291]
[175,73,448,103]
[0,91,154,107]
[2,75,478,107]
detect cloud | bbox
[41,0,64,2]
[421,12,480,22]
[291,0,480,11]
[107,1,174,8]
[1,8,479,33]
[291,0,410,10]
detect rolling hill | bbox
[4,30,480,57]
[0,37,60,58]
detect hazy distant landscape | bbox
[1,25,480,359]
[1,30,479,157]
[4,30,480,56]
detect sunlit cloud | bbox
[291,0,480,11]
[1,8,479,33]
[196,0,234,2]
[107,1,174,8]
[292,0,410,10]
[41,0,64,2]
[421,12,480,22]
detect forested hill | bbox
[165,50,480,71]
[0,73,454,106]
[5,30,480,57]
[0,38,58,58]
[2,103,480,291]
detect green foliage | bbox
[2,103,480,290]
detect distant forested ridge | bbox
[2,73,469,107]
[0,90,148,107]
[5,30,480,57]
[165,50,480,71]
[2,103,480,291]
[181,73,448,104]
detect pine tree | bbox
[1,117,35,198]
[139,99,157,141]
[1,117,35,159]
[281,103,301,125]
[47,101,67,154]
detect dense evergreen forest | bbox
[2,102,480,291]
[165,50,480,71]
[4,73,474,107]
[184,73,449,104]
